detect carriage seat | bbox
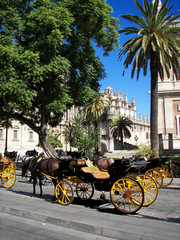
[0,157,10,164]
[80,166,110,179]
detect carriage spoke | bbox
[55,180,74,205]
[111,177,144,214]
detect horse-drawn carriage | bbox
[22,155,146,214]
[57,157,159,208]
[0,157,16,188]
[23,152,175,214]
[1,151,17,171]
[125,156,173,188]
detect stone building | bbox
[158,21,180,153]
[0,120,41,155]
[56,87,150,154]
[0,87,150,155]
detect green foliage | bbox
[0,0,119,120]
[136,144,153,158]
[64,116,85,149]
[64,116,99,159]
[48,129,62,149]
[111,116,133,144]
[0,0,119,155]
[119,0,180,80]
[83,91,110,123]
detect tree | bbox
[83,91,110,126]
[111,116,133,149]
[64,116,85,151]
[83,91,110,154]
[64,116,99,159]
[0,0,119,157]
[48,129,62,149]
[118,0,180,157]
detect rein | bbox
[36,169,58,180]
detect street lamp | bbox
[134,135,138,145]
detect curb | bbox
[0,204,177,240]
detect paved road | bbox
[0,212,115,240]
[0,168,179,240]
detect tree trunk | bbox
[120,130,124,150]
[39,123,58,158]
[150,51,159,158]
[4,121,8,153]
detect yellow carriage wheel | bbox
[145,169,163,188]
[9,161,16,171]
[76,182,94,201]
[136,174,158,206]
[155,167,173,186]
[1,167,16,188]
[55,180,74,205]
[110,177,144,214]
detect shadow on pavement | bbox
[134,213,180,224]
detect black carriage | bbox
[125,156,173,188]
[55,157,145,214]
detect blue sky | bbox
[97,0,180,118]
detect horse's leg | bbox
[32,177,36,197]
[52,179,57,202]
[39,175,43,197]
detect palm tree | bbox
[64,116,85,151]
[83,92,110,154]
[64,116,99,158]
[111,116,133,149]
[84,92,110,127]
[118,0,180,157]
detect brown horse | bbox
[97,158,115,170]
[22,156,62,201]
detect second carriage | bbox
[0,157,16,188]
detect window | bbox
[13,130,18,139]
[178,104,180,112]
[176,116,180,137]
[146,132,149,139]
[29,131,33,140]
[0,129,3,139]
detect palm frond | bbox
[118,0,180,82]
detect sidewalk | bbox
[170,177,180,186]
[0,172,180,240]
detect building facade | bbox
[0,120,41,155]
[0,87,150,155]
[158,21,180,152]
[57,87,150,154]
